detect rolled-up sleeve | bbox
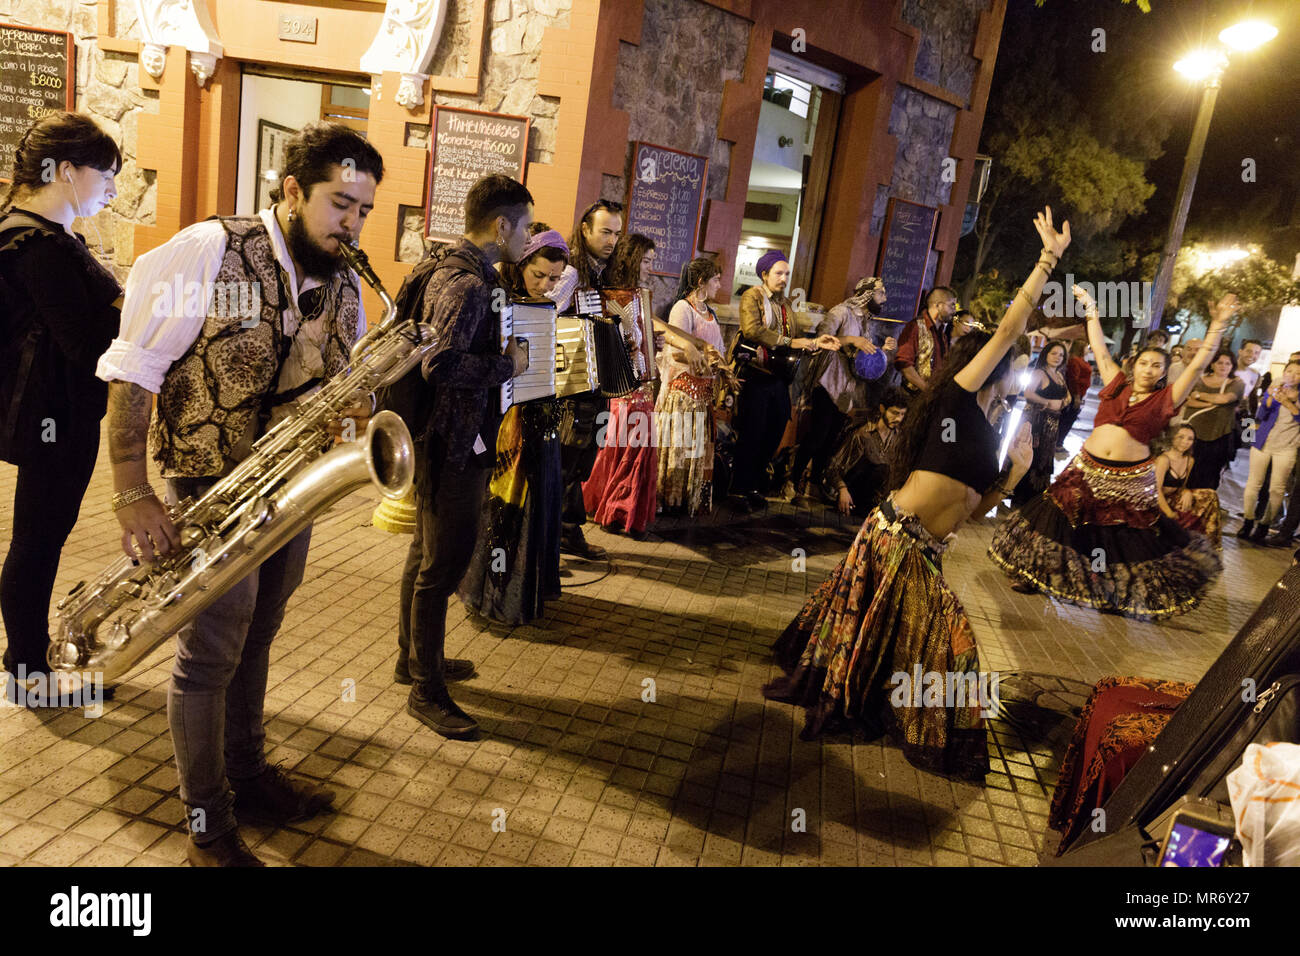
[96,221,227,393]
[547,265,579,314]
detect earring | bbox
[287,210,296,223]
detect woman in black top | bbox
[0,113,122,697]
[1011,338,1072,504]
[764,207,1070,780]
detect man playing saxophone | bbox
[95,123,384,867]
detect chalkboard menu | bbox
[425,106,529,242]
[624,142,708,278]
[875,198,939,324]
[0,24,74,181]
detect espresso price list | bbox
[626,143,707,278]
[0,24,74,179]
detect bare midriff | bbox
[1082,423,1152,463]
[891,470,982,541]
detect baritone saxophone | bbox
[51,242,434,682]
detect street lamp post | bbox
[1145,64,1223,339]
[1143,20,1277,343]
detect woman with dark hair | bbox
[1,112,122,700]
[657,256,728,516]
[1011,338,1073,504]
[457,224,568,626]
[764,207,1070,780]
[989,287,1231,620]
[1157,424,1222,548]
[1183,349,1246,491]
[582,233,660,534]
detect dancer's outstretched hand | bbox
[1033,206,1071,259]
[1208,293,1239,332]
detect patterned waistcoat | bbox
[149,217,359,477]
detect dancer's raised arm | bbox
[956,207,1070,392]
[1170,294,1238,407]
[1074,286,1120,386]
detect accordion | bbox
[561,287,655,399]
[499,297,559,414]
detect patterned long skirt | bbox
[763,499,991,780]
[656,374,716,517]
[1171,488,1223,549]
[583,384,659,533]
[459,402,563,626]
[1048,676,1194,853]
[989,450,1221,621]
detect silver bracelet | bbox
[112,483,156,512]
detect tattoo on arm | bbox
[107,382,153,465]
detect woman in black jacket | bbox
[1,113,122,698]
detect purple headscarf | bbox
[520,228,570,263]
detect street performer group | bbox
[0,112,1242,866]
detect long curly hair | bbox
[606,233,655,288]
[888,332,1018,490]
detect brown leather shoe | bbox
[232,764,335,825]
[187,831,265,867]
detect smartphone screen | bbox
[1159,821,1231,867]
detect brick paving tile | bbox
[1,429,1280,866]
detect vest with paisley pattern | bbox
[149,216,359,477]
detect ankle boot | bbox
[1236,520,1255,539]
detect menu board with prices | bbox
[875,198,939,325]
[0,24,75,181]
[425,106,530,242]
[624,142,708,279]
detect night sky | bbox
[988,0,1300,261]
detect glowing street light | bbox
[1219,20,1279,52]
[1145,20,1277,341]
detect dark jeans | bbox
[791,386,846,489]
[732,371,791,495]
[398,449,488,691]
[165,477,312,844]
[1,428,99,676]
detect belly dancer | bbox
[988,286,1232,620]
[763,207,1068,779]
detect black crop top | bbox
[912,380,1000,492]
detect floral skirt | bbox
[656,375,716,517]
[1171,487,1223,549]
[989,450,1221,621]
[763,499,990,780]
[1048,676,1194,853]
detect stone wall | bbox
[901,0,988,102]
[397,0,573,261]
[879,0,991,295]
[608,0,752,305]
[1,0,154,280]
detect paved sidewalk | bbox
[0,423,1289,867]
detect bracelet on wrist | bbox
[112,483,157,512]
[1015,286,1037,309]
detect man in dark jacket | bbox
[397,174,531,739]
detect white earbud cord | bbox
[67,176,107,258]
